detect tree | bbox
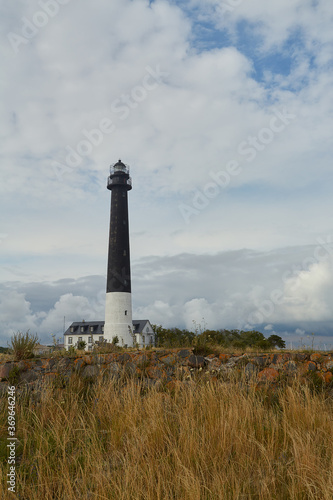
[267,335,286,349]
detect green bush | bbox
[8,365,21,385]
[8,331,39,361]
[77,340,87,350]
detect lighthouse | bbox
[104,159,133,347]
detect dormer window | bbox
[70,326,74,333]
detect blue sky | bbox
[1,0,333,348]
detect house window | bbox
[68,337,73,345]
[142,335,145,345]
[79,337,82,341]
[88,337,92,344]
[88,345,93,351]
[99,336,104,342]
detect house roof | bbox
[64,320,154,336]
[132,320,151,333]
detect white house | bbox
[64,319,155,350]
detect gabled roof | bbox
[132,320,153,334]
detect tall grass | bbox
[1,373,333,499]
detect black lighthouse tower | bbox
[104,160,133,346]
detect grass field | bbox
[1,370,333,500]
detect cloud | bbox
[1,1,333,347]
[2,244,333,346]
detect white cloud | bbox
[1,1,333,345]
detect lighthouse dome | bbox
[112,159,128,173]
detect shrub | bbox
[77,340,87,350]
[8,365,21,385]
[8,331,39,361]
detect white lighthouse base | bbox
[104,292,133,347]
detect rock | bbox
[44,358,57,372]
[57,358,72,370]
[257,368,279,383]
[17,361,29,372]
[283,360,298,375]
[159,354,177,366]
[82,365,100,379]
[318,371,333,384]
[147,366,166,380]
[133,354,148,368]
[219,354,231,363]
[20,371,39,383]
[206,358,222,371]
[124,362,137,376]
[107,362,121,374]
[177,349,191,359]
[117,353,132,364]
[293,353,308,362]
[304,361,317,372]
[0,362,14,381]
[323,356,333,371]
[250,356,268,368]
[244,363,257,378]
[310,353,324,363]
[74,358,86,370]
[83,355,93,365]
[188,355,206,368]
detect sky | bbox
[1,0,333,348]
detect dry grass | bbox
[1,373,333,499]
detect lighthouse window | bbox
[123,250,126,256]
[125,310,127,316]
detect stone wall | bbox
[1,349,333,396]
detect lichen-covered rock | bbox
[249,356,268,368]
[177,349,191,359]
[310,353,324,363]
[257,367,279,383]
[283,360,298,375]
[159,354,177,366]
[318,371,333,384]
[219,354,231,363]
[303,361,317,372]
[117,353,132,364]
[188,355,206,368]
